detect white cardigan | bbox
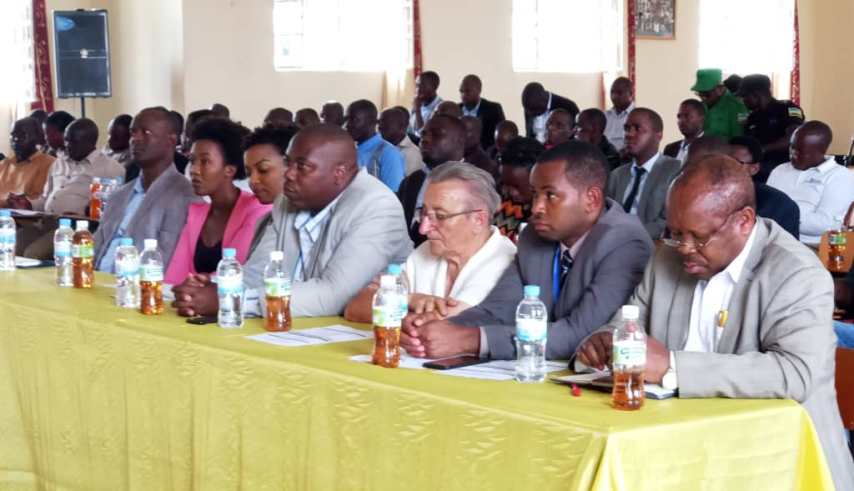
[403,227,517,306]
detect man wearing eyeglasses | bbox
[691,68,749,140]
[575,154,854,490]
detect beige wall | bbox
[19,0,854,157]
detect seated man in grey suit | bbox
[172,124,412,318]
[400,141,654,360]
[94,107,197,272]
[605,107,681,239]
[576,155,854,490]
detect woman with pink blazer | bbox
[165,118,271,285]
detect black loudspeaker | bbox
[53,10,111,98]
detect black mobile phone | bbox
[186,316,218,325]
[423,355,488,370]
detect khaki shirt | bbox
[0,151,55,202]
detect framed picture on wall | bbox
[637,0,676,39]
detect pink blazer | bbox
[165,191,272,285]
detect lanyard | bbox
[551,245,561,302]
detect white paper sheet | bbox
[15,256,42,268]
[247,325,372,347]
[439,360,567,381]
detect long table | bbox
[0,269,834,490]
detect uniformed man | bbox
[691,68,749,140]
[739,73,805,183]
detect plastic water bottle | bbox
[612,305,646,410]
[515,284,548,383]
[371,274,407,368]
[217,248,244,328]
[0,210,16,271]
[139,239,164,315]
[53,218,74,286]
[387,263,410,293]
[264,250,291,332]
[71,220,94,288]
[115,238,141,309]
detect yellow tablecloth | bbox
[0,269,834,490]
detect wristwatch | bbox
[661,351,678,391]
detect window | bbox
[273,0,413,72]
[0,0,35,109]
[699,0,794,76]
[512,0,624,73]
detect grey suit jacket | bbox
[610,218,853,489]
[246,169,412,317]
[93,166,196,269]
[606,154,681,239]
[451,199,653,360]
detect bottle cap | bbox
[0,210,10,217]
[144,239,158,250]
[119,237,133,247]
[223,248,236,258]
[379,275,395,288]
[58,218,71,227]
[76,220,89,230]
[387,263,402,275]
[523,284,540,298]
[270,250,284,261]
[92,177,101,183]
[622,305,640,320]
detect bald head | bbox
[684,135,729,167]
[672,154,756,216]
[435,100,462,119]
[284,123,359,212]
[420,114,466,168]
[791,120,833,170]
[64,118,99,161]
[667,154,757,280]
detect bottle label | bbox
[116,262,140,278]
[0,229,15,245]
[55,241,71,257]
[613,340,646,368]
[217,273,244,296]
[71,243,93,258]
[140,265,163,282]
[516,318,547,342]
[265,277,291,297]
[372,298,405,328]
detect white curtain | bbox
[0,0,36,156]
[699,0,795,99]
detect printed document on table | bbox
[247,325,372,347]
[350,352,438,369]
[439,360,567,381]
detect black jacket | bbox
[755,182,800,240]
[460,97,505,149]
[663,140,682,159]
[396,168,429,247]
[524,93,579,138]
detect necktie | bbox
[622,167,647,213]
[559,249,573,289]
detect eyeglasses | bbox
[417,207,483,224]
[661,209,742,251]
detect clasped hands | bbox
[172,273,218,317]
[576,331,671,384]
[399,308,480,359]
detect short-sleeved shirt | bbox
[703,90,749,140]
[356,133,405,192]
[0,151,55,201]
[745,99,805,165]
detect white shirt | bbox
[767,157,854,245]
[397,135,424,176]
[605,102,634,151]
[622,152,660,215]
[405,227,516,306]
[35,149,124,215]
[676,131,704,165]
[684,224,758,352]
[531,93,553,144]
[409,96,443,138]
